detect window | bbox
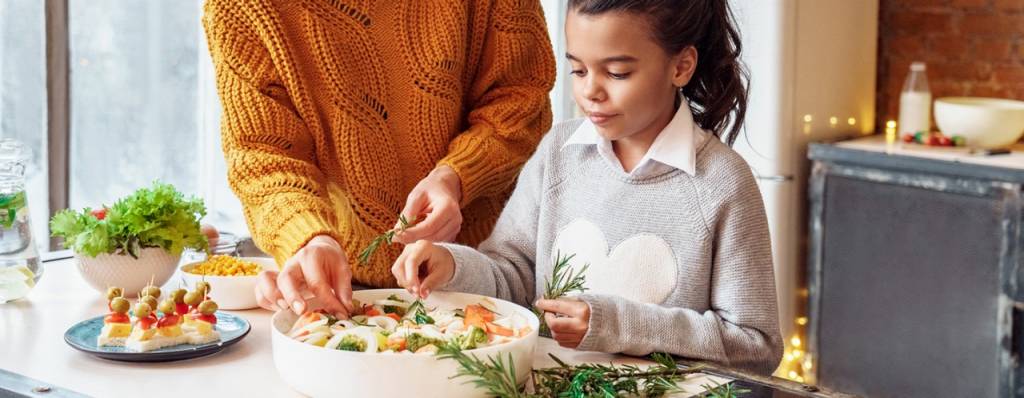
[0,0,48,253]
[541,0,576,123]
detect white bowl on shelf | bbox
[934,97,1024,149]
[179,256,277,310]
[271,289,539,398]
[76,248,180,297]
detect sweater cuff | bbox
[437,133,503,207]
[270,211,342,267]
[436,242,485,293]
[577,293,615,352]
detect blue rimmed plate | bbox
[64,312,250,362]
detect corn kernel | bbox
[187,255,261,277]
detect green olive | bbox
[171,288,187,304]
[141,286,161,299]
[141,295,159,311]
[134,302,152,318]
[195,281,212,296]
[157,299,175,315]
[110,297,130,314]
[198,300,218,315]
[105,287,123,301]
[184,291,203,307]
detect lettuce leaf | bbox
[50,181,208,258]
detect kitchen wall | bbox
[875,0,1024,129]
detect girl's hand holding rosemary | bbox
[535,298,590,348]
[534,252,589,343]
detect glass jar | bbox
[0,139,41,303]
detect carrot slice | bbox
[486,321,514,337]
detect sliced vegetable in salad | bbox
[286,295,532,354]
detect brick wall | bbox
[876,0,1024,129]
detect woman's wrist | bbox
[430,165,463,203]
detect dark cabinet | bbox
[807,141,1023,398]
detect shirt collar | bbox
[562,99,700,176]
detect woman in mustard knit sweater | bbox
[202,0,555,318]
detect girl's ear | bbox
[672,46,698,88]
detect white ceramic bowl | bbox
[934,97,1024,149]
[179,256,277,310]
[271,289,539,398]
[76,247,181,296]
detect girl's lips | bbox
[588,113,618,125]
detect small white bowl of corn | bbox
[180,255,277,310]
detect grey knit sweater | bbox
[438,118,783,375]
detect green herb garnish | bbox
[357,214,417,266]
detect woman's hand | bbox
[254,235,354,318]
[393,166,463,244]
[391,240,456,299]
[535,298,591,348]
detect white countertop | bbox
[835,134,1024,170]
[0,257,727,397]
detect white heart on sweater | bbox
[551,219,677,304]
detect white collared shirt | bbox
[562,99,705,178]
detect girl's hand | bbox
[392,240,456,299]
[535,298,591,348]
[393,166,463,244]
[254,235,354,318]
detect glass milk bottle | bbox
[898,62,932,135]
[0,139,41,303]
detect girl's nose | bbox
[582,76,605,103]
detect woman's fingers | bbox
[393,192,428,244]
[277,260,307,315]
[255,270,283,311]
[300,256,347,318]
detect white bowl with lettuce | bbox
[271,289,539,398]
[49,182,209,296]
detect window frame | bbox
[45,0,69,251]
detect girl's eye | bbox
[570,69,586,77]
[609,72,631,80]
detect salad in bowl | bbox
[272,289,539,397]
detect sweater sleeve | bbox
[434,133,553,309]
[203,3,342,265]
[437,0,555,206]
[576,165,784,375]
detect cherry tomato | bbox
[104,313,130,324]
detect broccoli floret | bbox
[336,334,368,352]
[406,333,445,352]
[454,326,489,350]
[386,294,406,303]
[382,305,406,316]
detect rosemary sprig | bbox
[357,214,417,266]
[534,251,589,335]
[436,342,528,398]
[531,353,702,398]
[436,343,743,398]
[702,380,751,398]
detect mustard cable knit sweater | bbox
[202,0,555,286]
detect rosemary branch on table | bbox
[534,251,589,335]
[356,214,417,266]
[435,343,745,398]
